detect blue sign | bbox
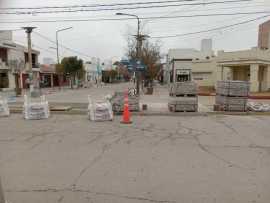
[120,59,146,71]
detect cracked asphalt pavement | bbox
[0,114,270,203]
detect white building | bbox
[165,39,216,88]
[84,57,100,83]
[0,30,40,92]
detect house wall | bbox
[232,67,249,81]
[258,20,270,49]
[192,60,216,87]
[7,48,25,70]
[0,31,12,41]
[217,48,270,92]
[217,48,270,62]
[260,66,268,91]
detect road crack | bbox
[71,130,128,188]
[6,188,176,203]
[177,122,254,171]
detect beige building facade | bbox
[166,47,270,92]
[216,48,270,92]
[166,41,216,88]
[258,20,270,50]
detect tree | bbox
[61,56,84,88]
[55,63,64,75]
[126,34,162,84]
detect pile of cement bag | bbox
[247,102,270,112]
[0,89,16,103]
[215,81,250,112]
[110,91,140,113]
[23,95,50,120]
[0,96,10,117]
[88,96,113,121]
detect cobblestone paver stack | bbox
[168,82,198,112]
[215,80,250,112]
[110,91,140,113]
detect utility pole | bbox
[116,13,142,95]
[136,17,141,95]
[22,27,36,96]
[56,27,73,64]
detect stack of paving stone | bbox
[169,81,197,96]
[110,91,140,113]
[168,96,198,112]
[168,82,198,112]
[215,80,250,112]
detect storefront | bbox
[40,64,59,88]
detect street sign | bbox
[120,59,146,71]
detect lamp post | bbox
[116,12,141,95]
[56,27,73,64]
[55,27,72,89]
[22,26,36,96]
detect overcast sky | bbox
[0,0,270,63]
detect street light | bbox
[116,13,140,58]
[116,12,141,94]
[22,27,36,96]
[56,27,73,64]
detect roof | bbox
[217,48,270,66]
[168,48,213,61]
[0,39,40,55]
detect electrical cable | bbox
[0,0,253,15]
[0,0,252,10]
[152,14,269,38]
[33,32,92,59]
[0,11,270,24]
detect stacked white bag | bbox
[23,95,50,120]
[0,96,10,117]
[88,96,113,121]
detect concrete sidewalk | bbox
[7,83,270,115]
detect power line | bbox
[2,1,264,22]
[152,14,269,38]
[33,32,91,59]
[146,1,267,23]
[0,0,251,10]
[0,0,252,15]
[0,11,270,24]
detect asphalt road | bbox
[0,114,270,203]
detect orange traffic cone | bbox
[121,92,132,124]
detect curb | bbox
[248,96,270,100]
[9,108,270,117]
